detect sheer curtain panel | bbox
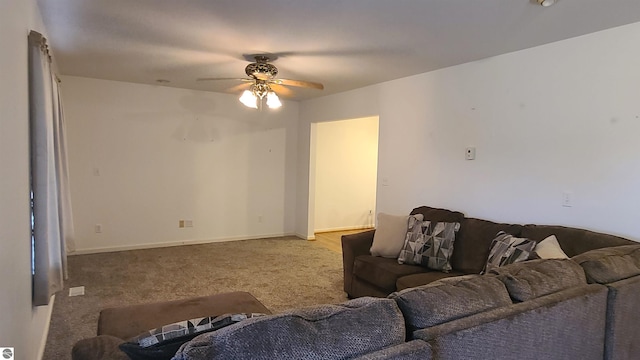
[28,30,75,306]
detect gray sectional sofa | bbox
[169,254,640,360]
[76,205,640,360]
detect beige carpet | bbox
[43,237,348,360]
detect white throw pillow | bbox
[370,213,423,258]
[534,235,569,259]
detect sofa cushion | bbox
[173,298,406,360]
[534,235,569,259]
[521,224,633,257]
[571,245,640,284]
[397,221,460,272]
[354,255,430,292]
[489,259,587,302]
[396,271,466,291]
[389,275,512,332]
[483,232,536,274]
[371,213,423,258]
[451,218,524,274]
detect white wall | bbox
[0,1,55,359]
[299,22,640,241]
[313,117,378,232]
[62,76,299,253]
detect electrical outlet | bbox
[94,224,102,233]
[184,220,193,227]
[179,220,185,228]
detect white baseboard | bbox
[295,232,315,240]
[69,233,297,255]
[37,294,55,360]
[314,225,373,234]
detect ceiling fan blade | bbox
[227,83,252,93]
[253,73,271,81]
[270,84,295,98]
[271,78,324,90]
[197,77,253,82]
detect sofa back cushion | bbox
[451,218,523,274]
[521,225,633,257]
[410,206,464,223]
[489,259,587,302]
[173,297,406,360]
[571,245,640,284]
[389,275,512,332]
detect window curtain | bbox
[29,30,75,306]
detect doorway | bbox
[308,116,379,239]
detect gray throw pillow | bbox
[482,231,536,274]
[397,221,460,272]
[370,213,424,258]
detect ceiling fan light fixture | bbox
[266,91,282,109]
[239,89,258,109]
[201,53,324,110]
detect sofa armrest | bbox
[342,230,376,296]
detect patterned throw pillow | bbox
[482,231,536,274]
[397,221,461,272]
[120,313,265,360]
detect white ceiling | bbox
[38,0,640,101]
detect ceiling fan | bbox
[197,54,324,109]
